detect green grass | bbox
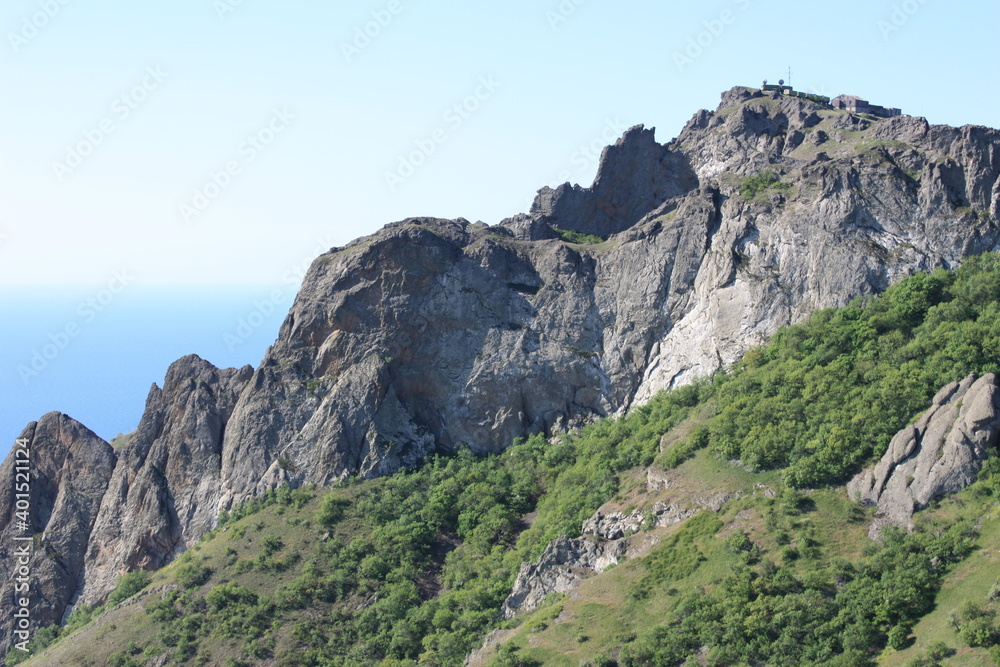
[737,169,794,201]
[108,431,135,450]
[491,466,998,667]
[15,487,325,667]
[550,226,606,245]
[883,505,1000,667]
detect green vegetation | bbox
[701,254,1000,487]
[628,512,723,598]
[4,571,154,666]
[550,226,607,244]
[738,169,794,200]
[108,430,135,450]
[495,459,1000,666]
[617,519,977,665]
[18,254,1000,666]
[108,570,152,605]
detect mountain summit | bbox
[3,85,999,650]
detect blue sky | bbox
[1,0,998,454]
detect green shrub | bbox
[551,226,606,244]
[207,583,258,611]
[107,652,144,667]
[108,570,152,606]
[660,425,710,468]
[738,169,792,200]
[176,562,213,589]
[887,624,910,650]
[316,491,351,528]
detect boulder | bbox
[849,373,1000,538]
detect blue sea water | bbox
[0,286,293,460]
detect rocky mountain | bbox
[0,415,115,645]
[3,85,999,653]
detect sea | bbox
[1,286,290,461]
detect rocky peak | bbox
[0,414,116,646]
[78,355,252,606]
[3,88,999,651]
[527,123,697,239]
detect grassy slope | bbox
[24,449,999,667]
[22,489,333,666]
[880,509,1000,667]
[15,255,1000,666]
[489,454,998,666]
[483,449,871,664]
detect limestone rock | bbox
[581,501,703,540]
[582,509,647,540]
[500,536,625,619]
[528,124,698,238]
[848,373,1000,538]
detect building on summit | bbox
[830,94,902,119]
[760,79,831,105]
[758,79,904,119]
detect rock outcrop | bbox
[0,414,116,648]
[849,373,1000,538]
[581,494,735,540]
[504,488,740,619]
[500,536,625,619]
[78,356,252,606]
[530,125,698,238]
[3,86,1000,648]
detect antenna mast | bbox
[787,66,792,89]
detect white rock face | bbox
[849,373,1000,538]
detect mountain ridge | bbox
[3,85,999,653]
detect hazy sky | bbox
[1,0,998,456]
[2,0,998,289]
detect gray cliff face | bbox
[0,414,116,646]
[848,373,1000,538]
[78,355,252,606]
[3,86,1000,636]
[530,124,698,238]
[218,88,1000,509]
